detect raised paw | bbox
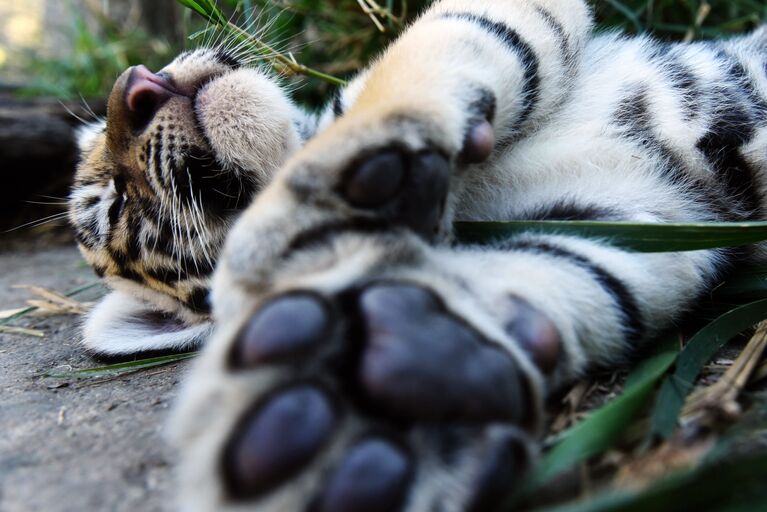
[173,278,550,512]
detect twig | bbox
[0,282,102,326]
[0,325,45,337]
[682,320,767,422]
[225,23,347,85]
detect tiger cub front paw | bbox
[172,267,555,512]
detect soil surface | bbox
[0,243,183,512]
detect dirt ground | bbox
[0,242,182,512]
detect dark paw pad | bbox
[505,297,561,373]
[223,386,337,499]
[314,438,412,512]
[358,283,530,422]
[343,150,405,208]
[341,149,449,239]
[229,293,332,368]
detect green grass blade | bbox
[176,0,226,24]
[454,220,767,252]
[647,299,767,441]
[520,335,679,495]
[529,453,767,512]
[45,352,197,379]
[710,267,767,302]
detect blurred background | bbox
[0,0,765,240]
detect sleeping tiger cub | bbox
[68,0,767,510]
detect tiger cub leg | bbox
[171,217,725,511]
[217,0,593,273]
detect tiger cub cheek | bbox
[195,69,302,181]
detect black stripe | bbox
[439,13,540,132]
[613,86,688,177]
[107,195,124,227]
[532,5,573,66]
[720,50,767,116]
[333,91,344,118]
[664,56,701,120]
[522,202,620,222]
[214,49,243,69]
[124,207,142,262]
[284,217,392,257]
[152,139,165,188]
[694,52,763,219]
[83,195,100,209]
[73,225,98,250]
[144,256,215,284]
[696,107,761,219]
[148,219,177,257]
[73,212,102,249]
[186,287,212,314]
[502,239,643,343]
[612,85,746,222]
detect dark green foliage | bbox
[16,1,766,101]
[593,0,766,39]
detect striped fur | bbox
[69,1,767,509]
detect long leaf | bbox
[454,220,767,252]
[530,453,767,512]
[520,335,679,494]
[44,352,197,379]
[647,298,767,441]
[710,267,767,302]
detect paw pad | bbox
[314,438,412,512]
[359,283,530,422]
[223,386,337,499]
[343,150,405,208]
[341,149,450,239]
[230,294,332,368]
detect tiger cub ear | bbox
[81,290,212,359]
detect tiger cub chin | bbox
[70,1,767,510]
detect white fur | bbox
[81,291,212,356]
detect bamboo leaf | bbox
[529,453,767,512]
[521,335,679,494]
[710,267,767,302]
[454,220,767,252]
[44,352,197,379]
[648,298,767,441]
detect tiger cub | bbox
[69,0,767,510]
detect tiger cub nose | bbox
[125,65,182,130]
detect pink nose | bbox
[125,65,180,115]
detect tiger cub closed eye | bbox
[70,0,767,510]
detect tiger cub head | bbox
[69,49,307,357]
